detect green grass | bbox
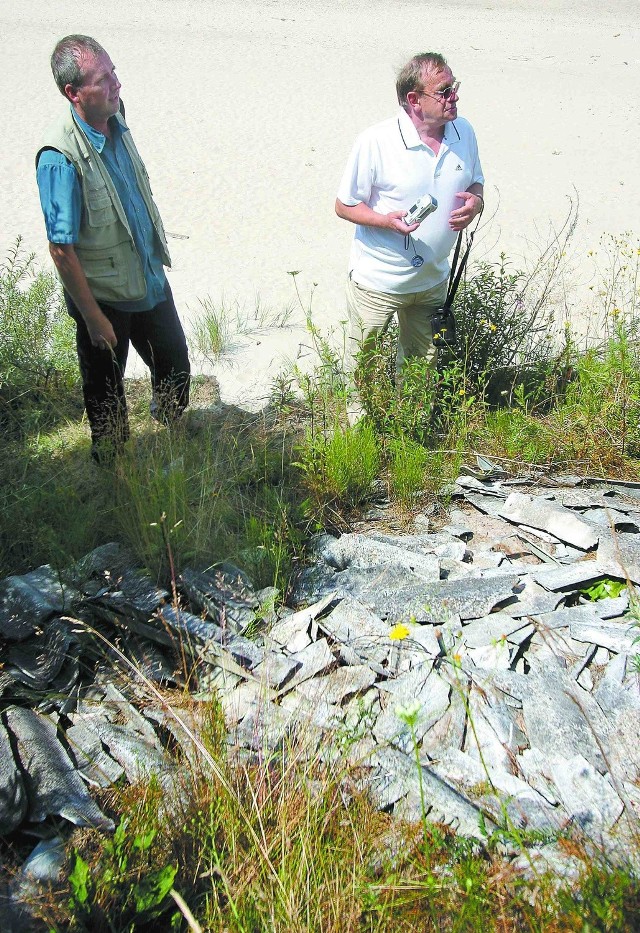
[474,330,640,476]
[294,420,381,529]
[0,379,305,586]
[388,436,431,508]
[190,294,295,367]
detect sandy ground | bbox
[3,0,639,409]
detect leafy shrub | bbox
[454,255,560,397]
[0,238,77,432]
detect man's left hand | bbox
[449,191,483,231]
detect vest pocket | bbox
[85,185,117,228]
[75,246,126,288]
[75,243,145,302]
[77,250,125,282]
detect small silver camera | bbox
[403,193,438,226]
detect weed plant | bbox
[108,409,305,588]
[67,784,178,931]
[592,232,640,340]
[554,329,640,461]
[388,436,430,509]
[291,317,350,432]
[355,329,436,444]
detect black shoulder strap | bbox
[444,206,483,310]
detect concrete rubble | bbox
[2,466,640,918]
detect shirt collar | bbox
[71,107,123,153]
[397,106,457,150]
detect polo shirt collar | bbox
[71,107,123,153]
[397,106,458,150]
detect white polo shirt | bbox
[337,108,484,293]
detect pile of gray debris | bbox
[2,464,640,919]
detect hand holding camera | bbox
[403,193,438,226]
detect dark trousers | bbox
[65,282,190,452]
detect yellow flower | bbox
[612,307,621,316]
[389,623,411,641]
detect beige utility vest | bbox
[37,109,171,303]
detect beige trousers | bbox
[345,276,449,375]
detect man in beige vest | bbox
[37,34,190,463]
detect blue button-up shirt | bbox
[37,108,167,312]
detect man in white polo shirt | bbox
[336,52,484,414]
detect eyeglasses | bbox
[421,80,460,101]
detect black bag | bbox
[431,306,456,348]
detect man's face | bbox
[66,51,121,127]
[415,66,458,125]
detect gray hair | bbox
[50,34,106,96]
[396,52,448,108]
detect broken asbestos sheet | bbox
[3,462,640,924]
[498,492,599,551]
